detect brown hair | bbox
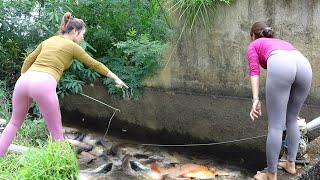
[250,21,274,39]
[58,12,86,35]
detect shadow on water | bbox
[62,109,266,178]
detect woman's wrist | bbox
[252,96,259,102]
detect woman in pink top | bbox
[248,22,312,180]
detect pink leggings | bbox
[0,70,63,157]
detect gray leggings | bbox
[266,50,312,173]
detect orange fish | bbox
[149,162,216,179]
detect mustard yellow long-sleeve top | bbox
[21,36,110,81]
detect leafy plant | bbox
[0,1,44,82]
[14,118,49,147]
[0,80,12,120]
[57,71,85,100]
[101,30,166,97]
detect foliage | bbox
[0,1,73,82]
[57,71,85,100]
[101,30,166,97]
[0,140,79,180]
[67,0,171,98]
[0,80,12,120]
[0,1,35,82]
[14,118,49,147]
[166,0,234,32]
[74,0,170,56]
[1,0,171,100]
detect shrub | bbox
[14,118,49,148]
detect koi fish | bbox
[149,162,216,179]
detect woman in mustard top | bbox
[0,12,128,157]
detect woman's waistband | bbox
[23,70,58,83]
[268,49,301,58]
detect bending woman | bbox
[0,12,128,157]
[247,22,312,180]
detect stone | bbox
[0,119,6,126]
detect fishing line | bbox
[80,93,120,111]
[141,134,267,147]
[104,110,117,138]
[80,93,120,137]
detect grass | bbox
[165,0,234,32]
[0,140,79,180]
[14,118,49,147]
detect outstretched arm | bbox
[73,45,128,89]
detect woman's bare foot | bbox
[278,161,296,174]
[254,171,277,180]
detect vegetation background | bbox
[0,0,171,100]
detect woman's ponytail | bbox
[58,12,86,35]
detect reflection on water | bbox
[64,125,255,180]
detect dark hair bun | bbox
[63,12,72,25]
[260,27,274,38]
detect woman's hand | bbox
[106,71,129,89]
[250,99,262,121]
[114,78,128,89]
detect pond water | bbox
[64,123,258,180]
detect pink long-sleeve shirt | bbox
[247,38,296,76]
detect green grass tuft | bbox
[167,0,234,31]
[0,140,79,180]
